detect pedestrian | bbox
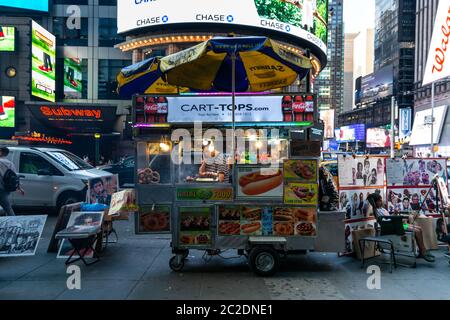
[0,147,24,216]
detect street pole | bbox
[431,81,435,157]
[391,96,395,159]
[231,52,236,163]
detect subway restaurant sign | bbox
[176,187,233,201]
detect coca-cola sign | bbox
[423,1,450,86]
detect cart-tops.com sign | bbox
[138,95,315,123]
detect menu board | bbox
[386,158,447,187]
[138,205,171,234]
[179,207,212,248]
[337,155,385,188]
[218,205,317,237]
[236,166,283,200]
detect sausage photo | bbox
[239,170,283,195]
[241,222,261,234]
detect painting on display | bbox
[387,187,439,215]
[57,211,104,259]
[337,155,385,188]
[0,215,47,257]
[87,175,119,206]
[386,158,447,187]
[339,188,384,221]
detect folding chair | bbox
[360,196,417,272]
[56,226,102,266]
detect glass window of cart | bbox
[173,136,233,184]
[136,140,171,185]
[235,129,289,165]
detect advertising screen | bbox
[0,0,48,12]
[335,124,365,143]
[64,57,83,99]
[0,26,15,52]
[0,96,15,128]
[117,0,328,55]
[399,107,412,142]
[320,109,335,139]
[360,64,394,105]
[366,127,392,148]
[31,21,56,103]
[409,105,448,146]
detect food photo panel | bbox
[283,159,318,182]
[218,205,241,236]
[178,207,212,247]
[237,166,283,200]
[284,183,318,205]
[138,205,171,234]
[240,206,263,236]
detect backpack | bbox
[2,168,19,192]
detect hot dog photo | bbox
[240,206,263,236]
[284,183,319,205]
[237,166,284,200]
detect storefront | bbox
[19,103,121,163]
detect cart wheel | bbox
[248,246,280,277]
[182,250,189,259]
[169,256,185,272]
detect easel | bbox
[419,175,449,235]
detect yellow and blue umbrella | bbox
[160,36,313,92]
[117,57,188,99]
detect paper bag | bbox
[352,227,380,260]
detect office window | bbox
[98,59,132,100]
[53,17,88,46]
[99,18,125,47]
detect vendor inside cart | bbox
[198,142,231,183]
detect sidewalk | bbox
[0,216,449,300]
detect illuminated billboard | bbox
[0,96,15,128]
[360,64,394,105]
[0,26,15,52]
[0,0,48,12]
[31,21,56,102]
[64,57,83,99]
[117,0,328,55]
[335,124,366,143]
[366,127,392,148]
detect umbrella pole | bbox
[231,52,236,166]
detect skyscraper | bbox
[343,33,358,112]
[315,0,344,113]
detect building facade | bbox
[0,0,133,162]
[338,0,416,150]
[414,0,450,157]
[314,0,344,113]
[343,33,357,113]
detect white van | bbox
[4,147,113,212]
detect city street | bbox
[0,216,449,300]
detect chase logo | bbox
[162,15,169,23]
[227,15,234,23]
[285,25,291,32]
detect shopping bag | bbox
[352,227,380,260]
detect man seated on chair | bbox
[369,193,435,263]
[436,218,450,259]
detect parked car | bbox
[4,147,113,213]
[99,156,135,187]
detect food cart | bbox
[133,93,345,276]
